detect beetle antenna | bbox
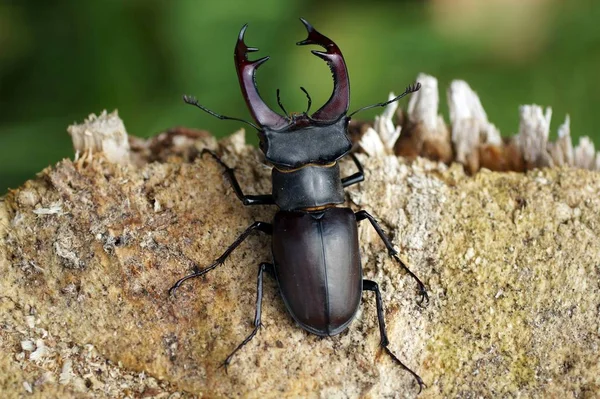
[300,86,312,114]
[348,82,421,118]
[276,89,289,117]
[183,95,260,130]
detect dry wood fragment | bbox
[67,110,130,165]
[394,74,453,163]
[354,75,598,174]
[448,80,501,173]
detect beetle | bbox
[170,18,428,392]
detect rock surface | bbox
[1,129,600,398]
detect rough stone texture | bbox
[1,130,600,398]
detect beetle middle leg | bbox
[341,153,365,188]
[355,210,428,305]
[168,221,272,296]
[201,149,275,206]
[221,262,274,369]
[363,279,425,393]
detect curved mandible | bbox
[235,24,288,129]
[297,18,350,122]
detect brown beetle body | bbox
[171,18,427,393]
[273,208,362,336]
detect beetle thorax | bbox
[259,116,352,169]
[271,162,345,211]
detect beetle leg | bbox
[201,149,275,206]
[168,221,272,296]
[355,210,429,305]
[220,262,274,370]
[341,153,365,188]
[363,279,426,394]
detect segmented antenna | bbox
[183,95,259,130]
[276,89,289,117]
[348,82,421,118]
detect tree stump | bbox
[1,77,599,397]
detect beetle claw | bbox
[417,288,430,307]
[391,253,429,307]
[381,346,426,394]
[218,360,230,374]
[235,23,287,129]
[168,261,221,299]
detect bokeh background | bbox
[1,0,598,192]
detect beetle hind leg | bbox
[363,279,425,394]
[221,262,274,369]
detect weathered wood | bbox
[1,79,600,397]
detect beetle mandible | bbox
[170,18,428,392]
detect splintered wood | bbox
[358,74,598,174]
[67,110,130,165]
[69,74,596,176]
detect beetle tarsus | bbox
[219,262,272,367]
[218,360,229,374]
[392,254,429,306]
[382,346,427,394]
[363,279,426,394]
[168,260,221,297]
[168,222,272,296]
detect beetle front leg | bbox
[221,262,274,370]
[363,279,425,394]
[168,221,272,296]
[202,149,275,206]
[356,210,428,305]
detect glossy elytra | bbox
[170,18,428,393]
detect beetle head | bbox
[235,18,352,169]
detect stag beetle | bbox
[170,18,427,392]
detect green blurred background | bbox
[1,0,598,192]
